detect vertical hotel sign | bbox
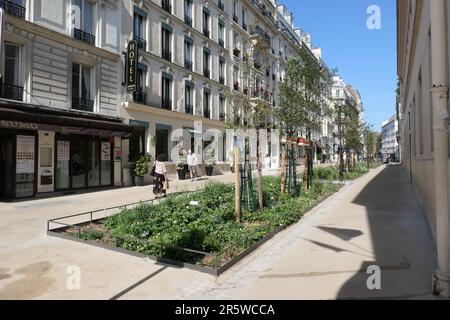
[127,40,138,92]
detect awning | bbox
[0,101,133,138]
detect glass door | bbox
[71,139,87,189]
[0,136,14,199]
[88,141,100,187]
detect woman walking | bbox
[153,154,168,197]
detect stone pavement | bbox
[0,164,437,299]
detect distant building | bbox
[381,115,399,161]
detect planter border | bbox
[46,184,342,277]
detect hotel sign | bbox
[126,40,138,92]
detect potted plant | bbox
[131,154,151,186]
[204,149,216,176]
[176,150,188,180]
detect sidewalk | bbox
[0,164,436,299]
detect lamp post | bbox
[337,99,344,182]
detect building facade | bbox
[381,114,399,161]
[0,0,132,199]
[397,0,450,296]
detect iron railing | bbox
[184,59,193,71]
[0,83,23,101]
[203,69,210,79]
[161,0,172,14]
[218,38,224,48]
[218,1,224,11]
[133,90,146,104]
[219,76,225,85]
[74,28,95,46]
[72,97,94,112]
[133,35,146,50]
[185,104,193,115]
[250,26,271,46]
[0,0,25,19]
[162,49,172,62]
[184,15,192,27]
[203,108,211,119]
[161,97,172,110]
[203,28,210,38]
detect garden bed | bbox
[47,177,341,276]
[313,162,379,182]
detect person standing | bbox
[187,150,198,181]
[153,154,168,197]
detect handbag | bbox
[163,179,169,190]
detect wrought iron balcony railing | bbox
[133,35,146,50]
[233,82,239,91]
[219,76,225,85]
[218,38,224,48]
[0,0,25,19]
[133,90,147,104]
[219,113,225,122]
[250,26,271,46]
[185,104,193,115]
[233,14,238,23]
[162,49,172,62]
[203,28,210,38]
[218,1,224,11]
[74,28,95,46]
[203,69,210,79]
[161,0,172,14]
[184,59,193,71]
[184,15,192,27]
[161,97,172,110]
[72,97,94,112]
[0,83,23,101]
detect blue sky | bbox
[282,0,397,131]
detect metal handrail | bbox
[0,0,25,19]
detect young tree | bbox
[275,46,332,191]
[226,40,272,216]
[340,102,363,171]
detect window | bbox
[133,66,146,104]
[242,9,247,30]
[161,25,172,62]
[219,58,225,84]
[203,49,210,78]
[203,89,211,118]
[1,44,23,101]
[184,37,193,70]
[133,10,146,50]
[72,63,93,112]
[162,0,172,14]
[184,0,193,26]
[185,83,193,114]
[218,20,225,47]
[233,1,238,22]
[219,95,225,121]
[161,74,172,110]
[202,8,210,38]
[73,0,95,45]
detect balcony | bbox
[161,0,172,14]
[184,15,192,27]
[133,90,147,104]
[250,0,277,29]
[161,97,172,110]
[233,81,239,91]
[218,1,224,11]
[0,83,23,101]
[72,97,94,112]
[250,26,271,49]
[218,38,224,48]
[233,15,238,23]
[162,49,172,62]
[219,76,225,85]
[133,35,146,50]
[203,28,210,38]
[74,28,95,46]
[0,0,25,19]
[251,88,271,104]
[233,47,240,57]
[185,104,193,115]
[184,59,193,71]
[203,69,210,79]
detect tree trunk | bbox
[234,146,241,222]
[303,146,309,190]
[257,130,264,210]
[280,144,286,193]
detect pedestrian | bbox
[187,149,198,181]
[152,154,168,198]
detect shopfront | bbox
[0,103,133,200]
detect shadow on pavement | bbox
[336,164,436,299]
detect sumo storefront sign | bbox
[0,120,39,130]
[127,40,138,93]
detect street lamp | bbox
[337,99,345,182]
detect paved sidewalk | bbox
[0,164,437,299]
